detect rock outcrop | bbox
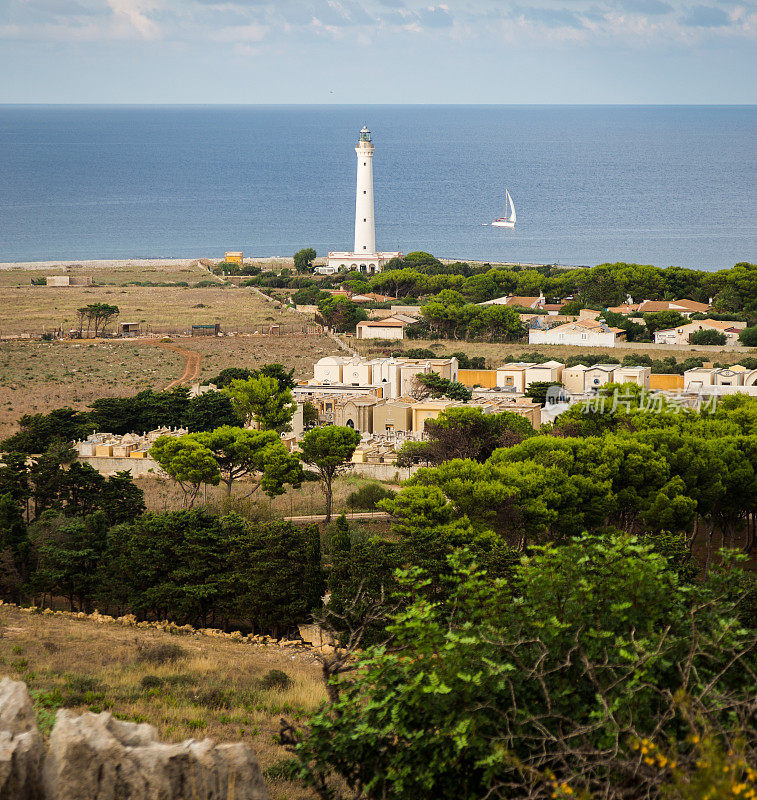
[0,679,268,800]
[0,677,43,800]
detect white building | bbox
[322,126,402,275]
[654,319,745,345]
[529,318,625,347]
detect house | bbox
[118,322,141,337]
[224,251,243,265]
[613,366,651,388]
[608,299,711,317]
[480,293,545,309]
[654,319,744,345]
[356,314,418,340]
[45,276,93,287]
[529,318,625,347]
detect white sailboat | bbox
[492,189,516,228]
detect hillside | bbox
[0,603,324,800]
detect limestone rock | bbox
[0,677,43,800]
[44,710,269,800]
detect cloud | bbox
[211,21,267,40]
[107,0,161,37]
[681,4,731,26]
[416,5,453,27]
[514,6,586,29]
[615,0,673,14]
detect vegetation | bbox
[224,374,296,432]
[411,373,472,401]
[690,328,728,345]
[739,325,757,347]
[288,536,756,800]
[299,427,362,522]
[75,303,120,338]
[317,296,367,333]
[294,248,317,272]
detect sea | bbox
[0,105,754,270]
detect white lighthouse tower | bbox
[354,126,376,255]
[324,125,401,275]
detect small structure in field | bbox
[119,322,141,337]
[191,323,221,336]
[45,276,93,287]
[224,251,244,265]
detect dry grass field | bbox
[0,604,324,800]
[0,340,185,439]
[0,261,215,289]
[0,333,340,440]
[0,283,308,337]
[358,338,753,367]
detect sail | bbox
[506,190,516,223]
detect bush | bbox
[135,641,185,665]
[738,326,757,347]
[690,329,727,346]
[345,483,396,510]
[259,669,293,691]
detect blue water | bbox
[0,105,755,269]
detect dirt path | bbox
[124,338,202,389]
[158,342,202,389]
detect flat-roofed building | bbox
[373,399,414,435]
[612,366,651,388]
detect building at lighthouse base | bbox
[318,250,403,275]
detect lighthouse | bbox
[354,126,376,254]
[323,125,402,275]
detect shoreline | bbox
[0,256,577,271]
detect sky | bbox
[0,0,755,104]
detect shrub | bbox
[690,329,727,345]
[259,669,293,691]
[135,641,185,665]
[738,326,757,347]
[345,483,396,510]
[264,757,301,782]
[140,675,164,689]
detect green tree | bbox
[183,390,241,432]
[293,247,317,272]
[76,303,120,337]
[224,375,296,432]
[232,520,323,636]
[150,436,221,507]
[412,373,472,402]
[318,295,368,332]
[32,511,109,611]
[738,325,757,347]
[643,309,687,334]
[690,328,727,345]
[192,426,302,498]
[292,535,756,800]
[396,407,533,467]
[524,380,563,405]
[299,426,361,522]
[1,407,91,454]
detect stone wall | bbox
[0,678,269,800]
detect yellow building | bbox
[224,251,244,265]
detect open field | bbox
[358,338,755,366]
[0,340,185,439]
[0,604,324,800]
[0,334,341,439]
[0,281,312,336]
